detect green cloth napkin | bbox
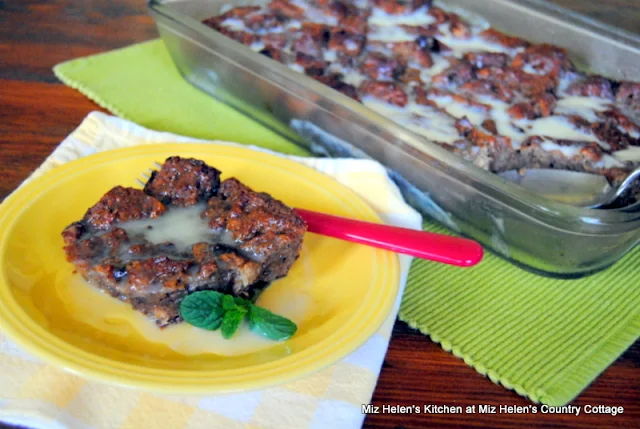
[53,39,640,406]
[54,40,307,156]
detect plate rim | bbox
[0,143,400,394]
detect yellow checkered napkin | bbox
[0,112,422,429]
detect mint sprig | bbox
[248,305,299,342]
[221,308,246,339]
[179,291,224,330]
[179,290,297,341]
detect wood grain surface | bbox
[0,1,638,428]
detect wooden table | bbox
[1,1,638,428]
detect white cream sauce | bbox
[524,116,610,150]
[368,25,417,42]
[362,91,614,153]
[61,274,312,357]
[554,96,611,122]
[221,18,246,32]
[439,35,514,58]
[427,93,487,126]
[289,63,305,73]
[594,154,626,169]
[250,41,266,51]
[622,126,640,140]
[218,1,638,166]
[329,64,367,86]
[345,39,359,51]
[613,147,640,162]
[556,73,581,97]
[323,49,338,62]
[399,112,460,144]
[119,203,216,252]
[475,95,527,145]
[435,23,517,58]
[419,54,451,80]
[522,61,553,76]
[362,95,408,116]
[291,0,337,25]
[369,6,435,27]
[362,96,460,144]
[539,139,582,158]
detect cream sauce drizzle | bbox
[399,113,460,144]
[289,63,305,73]
[525,116,610,150]
[329,63,367,86]
[554,96,611,123]
[250,41,265,51]
[475,95,527,146]
[419,54,451,81]
[217,1,637,164]
[362,96,460,144]
[622,126,640,140]
[291,0,337,25]
[540,139,582,158]
[221,18,246,32]
[116,203,266,262]
[368,25,417,42]
[427,93,487,126]
[435,23,518,58]
[60,273,312,357]
[119,203,213,252]
[614,147,640,162]
[369,6,435,27]
[594,154,626,169]
[323,50,338,62]
[362,93,612,152]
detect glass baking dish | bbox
[148,0,640,278]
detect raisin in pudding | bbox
[62,157,307,327]
[203,0,640,196]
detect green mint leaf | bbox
[221,309,244,339]
[248,305,297,341]
[222,294,237,312]
[180,291,224,330]
[234,296,251,310]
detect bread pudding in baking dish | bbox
[203,0,640,190]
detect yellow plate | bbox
[0,143,399,394]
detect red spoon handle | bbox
[295,208,483,267]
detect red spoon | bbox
[294,209,484,267]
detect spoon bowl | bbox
[499,167,640,209]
